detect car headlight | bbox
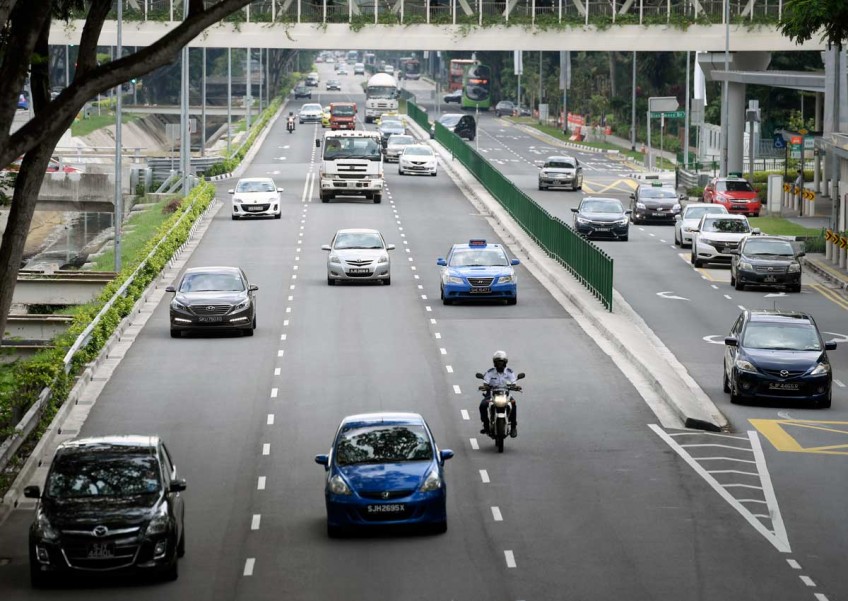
[328,474,351,495]
[377,255,388,264]
[672,204,681,211]
[498,275,514,284]
[232,197,243,204]
[145,507,170,536]
[635,202,646,209]
[810,361,831,376]
[738,260,753,271]
[35,511,59,541]
[447,275,464,285]
[576,216,589,224]
[734,358,758,373]
[419,468,443,492]
[233,298,251,312]
[615,218,629,225]
[329,255,342,264]
[170,298,188,311]
[699,237,716,246]
[788,263,801,273]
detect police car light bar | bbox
[468,239,487,246]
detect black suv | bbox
[729,235,804,292]
[26,436,186,587]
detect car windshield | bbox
[331,105,355,116]
[439,115,461,127]
[180,272,245,292]
[236,180,276,193]
[743,239,795,256]
[581,200,624,214]
[717,180,754,192]
[335,425,433,466]
[497,102,514,109]
[380,123,404,133]
[367,85,397,99]
[302,104,321,112]
[47,452,161,499]
[388,136,414,147]
[404,146,433,156]
[640,187,677,198]
[684,206,727,220]
[545,160,575,169]
[449,249,509,267]
[702,218,750,233]
[334,232,384,249]
[323,137,381,160]
[741,322,822,351]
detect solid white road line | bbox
[251,515,261,530]
[491,507,503,521]
[460,409,470,420]
[504,550,516,568]
[262,444,270,455]
[244,558,255,576]
[479,470,490,483]
[267,414,275,425]
[257,477,266,490]
[749,430,790,552]
[470,438,479,450]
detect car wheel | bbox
[734,278,744,291]
[320,193,329,203]
[538,183,545,190]
[723,368,731,393]
[162,552,179,582]
[373,194,382,204]
[441,287,452,305]
[231,215,239,221]
[30,557,51,589]
[170,329,181,339]
[791,284,802,293]
[384,277,391,286]
[327,524,346,538]
[576,184,582,191]
[693,257,704,267]
[674,231,681,246]
[506,296,517,306]
[274,212,281,220]
[243,326,254,337]
[729,381,742,405]
[398,168,404,175]
[327,277,335,286]
[431,171,437,177]
[620,235,629,242]
[430,520,448,535]
[817,391,832,409]
[177,529,186,558]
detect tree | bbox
[778,0,848,50]
[0,0,253,344]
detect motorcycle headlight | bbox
[145,507,170,536]
[233,298,251,312]
[738,260,753,271]
[734,358,758,373]
[788,263,801,273]
[447,276,464,285]
[170,298,188,311]
[810,361,831,376]
[328,474,351,495]
[419,468,443,492]
[377,254,388,264]
[498,275,514,284]
[635,202,646,209]
[329,255,342,265]
[35,511,59,541]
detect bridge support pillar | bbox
[727,82,746,175]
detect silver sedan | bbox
[322,229,395,285]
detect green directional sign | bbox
[650,110,686,118]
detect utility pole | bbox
[114,0,123,271]
[719,0,730,177]
[684,51,690,169]
[201,47,206,158]
[227,48,232,156]
[246,47,252,132]
[630,51,636,151]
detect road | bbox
[0,63,844,601]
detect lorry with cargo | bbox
[329,102,357,130]
[316,130,384,203]
[364,73,399,124]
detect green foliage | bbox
[779,0,848,49]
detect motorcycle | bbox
[287,117,296,133]
[476,371,525,453]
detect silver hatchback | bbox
[322,229,395,285]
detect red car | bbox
[703,177,761,217]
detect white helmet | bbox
[492,350,508,368]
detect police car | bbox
[436,240,519,305]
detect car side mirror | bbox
[436,258,447,266]
[825,341,837,351]
[440,450,454,462]
[629,193,635,199]
[165,285,176,293]
[511,259,520,266]
[314,454,329,468]
[228,190,234,194]
[516,372,525,379]
[797,251,806,257]
[169,479,187,493]
[752,228,761,235]
[248,284,259,292]
[23,485,41,499]
[625,210,632,215]
[674,215,682,221]
[727,249,739,255]
[277,188,284,193]
[386,244,396,251]
[475,372,484,379]
[315,139,321,147]
[724,336,739,347]
[571,208,578,213]
[322,244,332,251]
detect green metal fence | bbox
[418,107,613,310]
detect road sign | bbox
[648,96,679,112]
[773,134,786,149]
[650,111,685,118]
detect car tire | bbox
[170,329,180,339]
[734,278,744,291]
[398,168,404,175]
[441,287,452,305]
[374,194,382,204]
[162,551,179,582]
[431,171,437,177]
[177,529,186,558]
[791,284,802,293]
[320,193,330,203]
[231,215,239,221]
[817,391,832,409]
[327,524,346,538]
[723,368,731,393]
[729,382,742,405]
[620,235,629,242]
[674,231,681,246]
[430,520,448,535]
[243,326,254,337]
[327,277,335,286]
[384,277,391,286]
[30,558,51,589]
[274,212,281,220]
[576,184,582,191]
[507,296,517,306]
[538,183,545,191]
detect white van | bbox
[353,62,365,75]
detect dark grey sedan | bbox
[165,266,258,338]
[571,197,631,241]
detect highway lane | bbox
[0,64,840,600]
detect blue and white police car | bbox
[437,240,519,305]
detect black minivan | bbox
[430,113,476,141]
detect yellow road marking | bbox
[581,179,637,195]
[808,283,848,311]
[750,419,848,455]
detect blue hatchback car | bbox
[315,412,454,537]
[437,240,519,305]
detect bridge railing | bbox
[107,0,783,26]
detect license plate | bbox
[246,206,262,212]
[198,316,222,322]
[594,227,611,232]
[470,287,491,294]
[347,268,370,274]
[763,275,777,282]
[769,382,800,390]
[87,543,114,559]
[367,504,405,513]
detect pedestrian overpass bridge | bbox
[48,0,822,52]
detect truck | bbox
[316,130,384,204]
[329,102,357,130]
[364,73,399,124]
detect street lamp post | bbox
[114,0,123,272]
[719,0,730,177]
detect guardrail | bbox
[407,100,613,309]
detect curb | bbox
[410,120,728,432]
[803,257,848,290]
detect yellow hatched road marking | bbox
[750,419,848,455]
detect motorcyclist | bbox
[479,350,519,438]
[287,112,295,130]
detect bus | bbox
[346,50,359,64]
[448,59,475,92]
[452,61,491,110]
[399,57,421,80]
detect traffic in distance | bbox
[10,48,845,598]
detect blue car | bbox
[315,412,454,537]
[437,239,519,305]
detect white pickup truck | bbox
[316,130,384,204]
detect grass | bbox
[71,112,140,137]
[89,197,177,272]
[749,216,824,238]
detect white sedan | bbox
[229,178,283,220]
[398,144,437,176]
[674,202,728,247]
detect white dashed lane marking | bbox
[504,550,517,568]
[453,385,462,394]
[446,365,454,373]
[244,558,255,576]
[800,576,816,587]
[262,444,270,455]
[460,409,470,420]
[470,438,479,450]
[251,515,261,530]
[270,388,278,398]
[257,477,266,490]
[267,414,275,425]
[480,470,490,483]
[491,506,503,521]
